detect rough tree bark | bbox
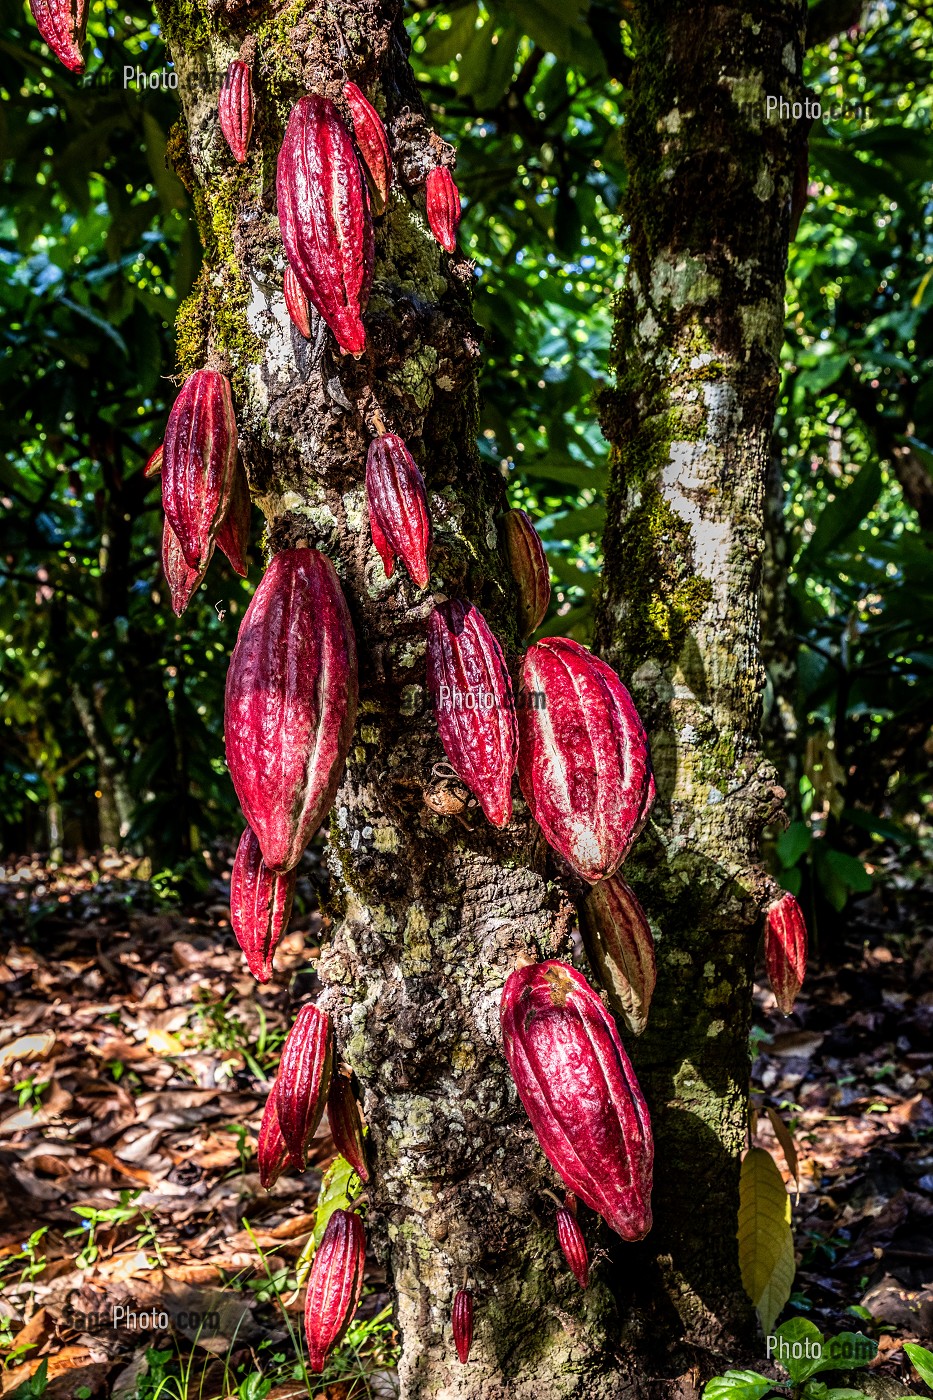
[155,0,803,1395]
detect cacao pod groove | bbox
[580,875,656,1036]
[162,369,238,572]
[218,60,254,164]
[502,507,550,637]
[162,516,211,617]
[343,81,392,216]
[224,548,359,873]
[257,1093,289,1190]
[426,166,461,254]
[517,637,655,883]
[326,1071,369,1183]
[216,457,251,578]
[29,0,87,71]
[765,892,808,1016]
[556,1196,589,1289]
[500,959,653,1241]
[283,264,313,340]
[275,1003,333,1171]
[365,434,432,589]
[304,1209,366,1372]
[230,826,296,983]
[426,600,517,828]
[452,1289,473,1364]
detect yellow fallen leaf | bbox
[145,1028,184,1055]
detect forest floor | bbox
[0,850,931,1400]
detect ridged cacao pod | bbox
[219,60,254,164]
[216,457,250,578]
[502,507,550,637]
[765,892,808,1016]
[365,434,432,589]
[326,1070,369,1183]
[500,959,653,1241]
[162,369,238,572]
[556,1196,589,1289]
[426,600,517,828]
[144,444,163,478]
[344,81,392,216]
[426,166,461,254]
[230,826,296,983]
[257,1092,289,1190]
[224,548,359,873]
[29,0,87,71]
[162,516,211,617]
[580,875,656,1036]
[276,95,374,357]
[452,1289,473,1364]
[283,264,313,340]
[517,637,655,883]
[304,1209,366,1373]
[275,1003,333,1171]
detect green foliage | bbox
[704,1321,877,1400]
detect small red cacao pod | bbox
[517,637,655,883]
[326,1070,369,1183]
[162,515,211,617]
[162,369,238,572]
[502,508,550,637]
[275,1003,334,1171]
[343,81,392,216]
[500,959,653,1241]
[224,548,359,872]
[580,875,656,1036]
[257,1091,289,1189]
[216,457,251,578]
[218,60,254,164]
[230,826,296,983]
[426,166,461,254]
[144,444,163,478]
[452,1289,473,1363]
[365,434,432,589]
[426,600,517,829]
[304,1209,366,1373]
[276,95,374,357]
[29,0,87,71]
[765,892,808,1016]
[556,1198,589,1289]
[283,264,313,339]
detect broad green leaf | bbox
[904,1343,933,1389]
[813,1333,878,1375]
[738,1148,794,1335]
[771,1318,825,1383]
[796,460,883,568]
[776,821,811,868]
[703,1371,776,1400]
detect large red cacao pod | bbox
[162,516,211,617]
[426,600,517,828]
[500,959,653,1241]
[162,369,238,572]
[283,264,313,340]
[29,0,87,71]
[452,1289,473,1364]
[343,81,392,216]
[426,166,461,254]
[218,60,254,164]
[275,1003,333,1171]
[556,1196,589,1289]
[257,1092,289,1189]
[580,875,656,1036]
[304,1209,366,1372]
[765,892,807,1016]
[276,95,374,357]
[517,637,655,883]
[224,548,358,873]
[365,434,432,589]
[216,457,251,578]
[502,507,550,637]
[326,1070,369,1183]
[230,826,295,983]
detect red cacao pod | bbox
[326,1070,369,1183]
[29,0,87,71]
[426,166,461,254]
[283,264,313,340]
[426,600,517,829]
[556,1196,589,1289]
[276,95,374,357]
[275,1003,333,1172]
[230,826,296,983]
[216,457,250,578]
[452,1289,473,1364]
[502,507,550,637]
[224,548,359,872]
[517,637,655,883]
[162,369,238,572]
[580,875,656,1036]
[144,444,163,478]
[257,1091,289,1189]
[343,81,392,216]
[765,892,807,1016]
[365,434,432,589]
[304,1209,366,1372]
[218,59,254,164]
[162,516,211,617]
[500,959,653,1241]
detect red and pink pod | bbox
[304,1209,366,1372]
[365,433,432,589]
[218,59,254,163]
[426,166,461,253]
[765,892,808,1015]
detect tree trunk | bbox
[593,0,805,1368]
